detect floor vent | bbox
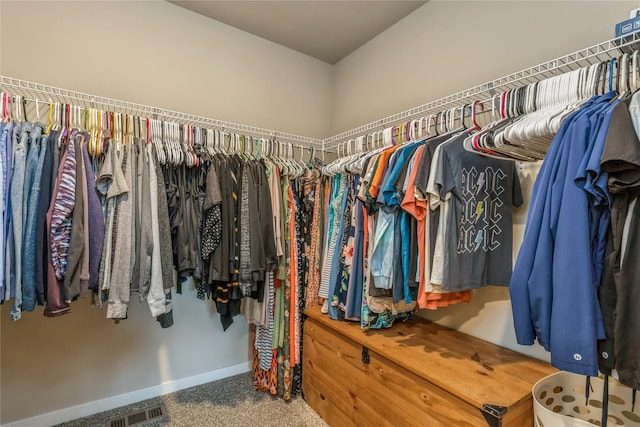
[106,404,166,427]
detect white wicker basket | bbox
[533,371,640,427]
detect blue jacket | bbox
[510,92,616,376]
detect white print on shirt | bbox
[457,166,506,254]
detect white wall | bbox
[0,1,332,425]
[330,0,635,361]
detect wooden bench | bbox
[302,306,556,427]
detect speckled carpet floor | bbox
[54,372,327,427]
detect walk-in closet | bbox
[1,2,639,427]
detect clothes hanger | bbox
[161,121,170,164]
[237,134,247,161]
[93,109,100,156]
[1,93,7,122]
[608,57,617,93]
[470,100,484,131]
[280,141,291,174]
[222,131,230,155]
[74,105,80,131]
[448,107,456,132]
[618,53,630,99]
[425,113,437,138]
[163,121,170,164]
[307,145,315,166]
[434,111,443,135]
[176,123,184,166]
[172,122,180,166]
[205,129,213,156]
[302,146,317,180]
[390,125,400,146]
[283,141,295,175]
[68,104,74,130]
[248,136,258,162]
[330,139,350,174]
[168,122,176,165]
[181,124,189,166]
[244,135,252,161]
[465,92,514,157]
[15,95,21,122]
[491,68,587,160]
[415,116,426,139]
[296,144,307,176]
[348,131,384,173]
[325,141,346,176]
[169,122,182,167]
[193,127,201,167]
[151,119,163,165]
[254,137,262,161]
[408,119,418,141]
[57,103,68,148]
[210,129,218,155]
[188,126,197,167]
[256,137,265,160]
[632,50,640,92]
[449,106,461,131]
[291,143,303,177]
[337,140,351,174]
[338,141,349,173]
[266,139,276,167]
[341,138,361,174]
[444,108,454,132]
[101,109,110,157]
[90,108,97,155]
[271,140,284,173]
[222,130,230,155]
[192,126,202,164]
[13,95,21,123]
[491,87,548,160]
[296,144,307,177]
[145,117,151,148]
[206,129,213,155]
[179,124,186,166]
[45,99,54,134]
[4,93,12,123]
[83,106,90,135]
[346,135,367,173]
[404,120,413,142]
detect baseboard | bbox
[1,361,252,427]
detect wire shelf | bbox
[323,32,640,150]
[0,76,324,147]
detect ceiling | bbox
[169,1,428,64]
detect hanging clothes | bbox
[511,92,617,377]
[313,113,526,330]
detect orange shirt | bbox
[368,145,401,199]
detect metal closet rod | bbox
[323,32,640,151]
[0,75,324,148]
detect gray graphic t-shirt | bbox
[432,138,523,291]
